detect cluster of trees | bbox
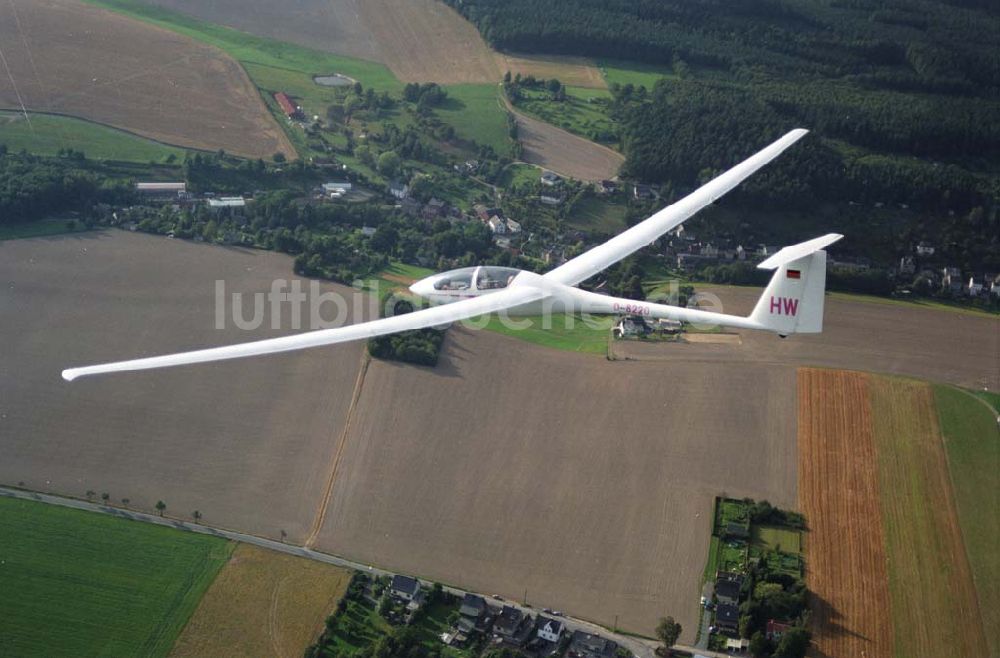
[367,297,445,367]
[402,83,448,109]
[306,574,452,658]
[326,82,395,125]
[741,573,811,658]
[746,500,805,530]
[0,149,132,224]
[503,72,567,103]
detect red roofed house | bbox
[766,619,793,641]
[274,92,303,120]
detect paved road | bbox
[1,485,701,658]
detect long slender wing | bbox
[543,129,809,286]
[63,285,547,381]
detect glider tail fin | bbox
[749,233,843,335]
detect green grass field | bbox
[513,86,616,144]
[0,218,92,241]
[935,384,1000,656]
[598,59,676,89]
[498,162,541,189]
[970,389,1000,413]
[751,526,802,554]
[477,313,613,354]
[0,497,232,657]
[568,195,628,233]
[437,84,511,155]
[0,112,189,163]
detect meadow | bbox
[935,384,1000,657]
[0,496,231,657]
[0,112,189,163]
[478,313,614,354]
[0,217,90,240]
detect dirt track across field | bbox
[614,286,999,389]
[0,0,293,159]
[315,328,798,638]
[0,231,363,542]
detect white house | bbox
[488,216,507,234]
[389,180,409,199]
[967,277,984,297]
[323,181,352,195]
[506,219,522,234]
[536,617,564,643]
[206,197,246,212]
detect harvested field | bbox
[316,329,798,638]
[359,0,498,83]
[614,285,999,388]
[0,231,365,543]
[869,377,987,657]
[170,544,352,658]
[797,369,893,658]
[495,53,606,89]
[136,0,381,62]
[798,369,991,658]
[512,108,624,181]
[0,0,293,159]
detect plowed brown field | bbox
[0,0,293,159]
[798,369,893,658]
[512,107,624,181]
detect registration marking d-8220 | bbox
[612,302,651,316]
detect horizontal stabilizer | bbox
[758,233,843,270]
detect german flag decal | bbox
[787,269,801,279]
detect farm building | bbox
[274,92,303,120]
[206,197,246,215]
[322,181,352,197]
[135,182,186,197]
[540,171,563,186]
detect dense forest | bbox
[446,0,999,97]
[457,0,1000,273]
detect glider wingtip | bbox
[62,369,79,382]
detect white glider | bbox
[63,129,841,382]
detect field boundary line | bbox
[304,351,371,547]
